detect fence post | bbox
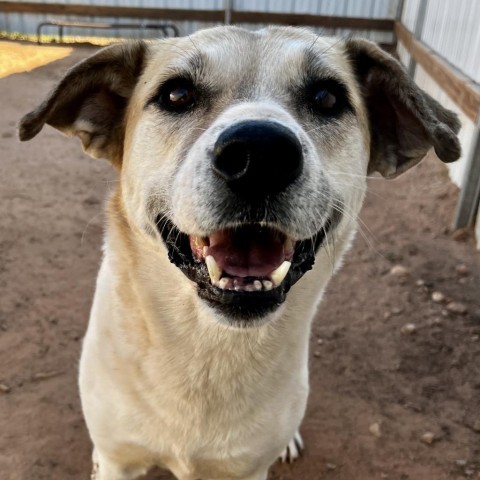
[396,0,406,21]
[408,0,428,77]
[453,122,480,230]
[225,0,233,25]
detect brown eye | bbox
[306,80,350,118]
[314,89,336,110]
[159,79,196,112]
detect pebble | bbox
[452,228,470,242]
[455,460,468,467]
[0,383,10,393]
[431,291,446,303]
[83,195,100,206]
[369,422,382,437]
[391,307,404,315]
[446,302,468,315]
[401,323,417,335]
[317,338,324,345]
[390,265,410,276]
[456,264,469,276]
[32,371,64,381]
[428,317,443,327]
[313,351,321,358]
[420,432,435,445]
[326,463,337,471]
[416,279,425,287]
[470,419,480,433]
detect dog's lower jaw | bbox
[79,194,356,479]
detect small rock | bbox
[317,338,324,345]
[472,336,479,342]
[459,277,468,284]
[326,463,337,471]
[369,422,382,437]
[416,279,425,286]
[431,291,446,303]
[464,469,474,477]
[452,228,470,242]
[428,317,443,327]
[313,351,321,358]
[455,460,468,468]
[0,383,10,393]
[32,371,64,381]
[83,195,100,206]
[383,312,392,320]
[407,245,419,256]
[401,323,417,335]
[456,264,469,276]
[469,419,480,433]
[420,432,435,445]
[390,265,410,276]
[392,307,404,315]
[446,302,468,315]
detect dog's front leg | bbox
[90,450,148,480]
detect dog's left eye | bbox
[313,89,337,111]
[307,80,349,117]
[158,78,196,112]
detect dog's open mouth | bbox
[157,218,334,321]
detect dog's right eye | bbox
[158,78,197,112]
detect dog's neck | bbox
[98,190,351,403]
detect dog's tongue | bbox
[208,226,286,277]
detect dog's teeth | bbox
[245,284,256,292]
[205,255,222,283]
[218,277,229,290]
[270,261,291,286]
[263,280,273,291]
[254,280,262,291]
[202,246,208,257]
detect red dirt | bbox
[1,44,479,480]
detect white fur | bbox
[77,27,369,480]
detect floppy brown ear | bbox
[345,38,461,178]
[18,40,147,165]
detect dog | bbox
[19,26,461,480]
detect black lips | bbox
[156,216,337,325]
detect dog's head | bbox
[19,27,460,324]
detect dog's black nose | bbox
[212,120,303,197]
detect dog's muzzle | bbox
[157,121,336,324]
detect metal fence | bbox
[0,0,398,43]
[398,0,480,247]
[401,0,480,83]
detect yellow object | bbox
[0,41,72,79]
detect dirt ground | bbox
[1,43,479,480]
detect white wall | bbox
[400,0,480,247]
[0,0,398,42]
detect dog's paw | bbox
[90,462,99,480]
[279,431,304,463]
